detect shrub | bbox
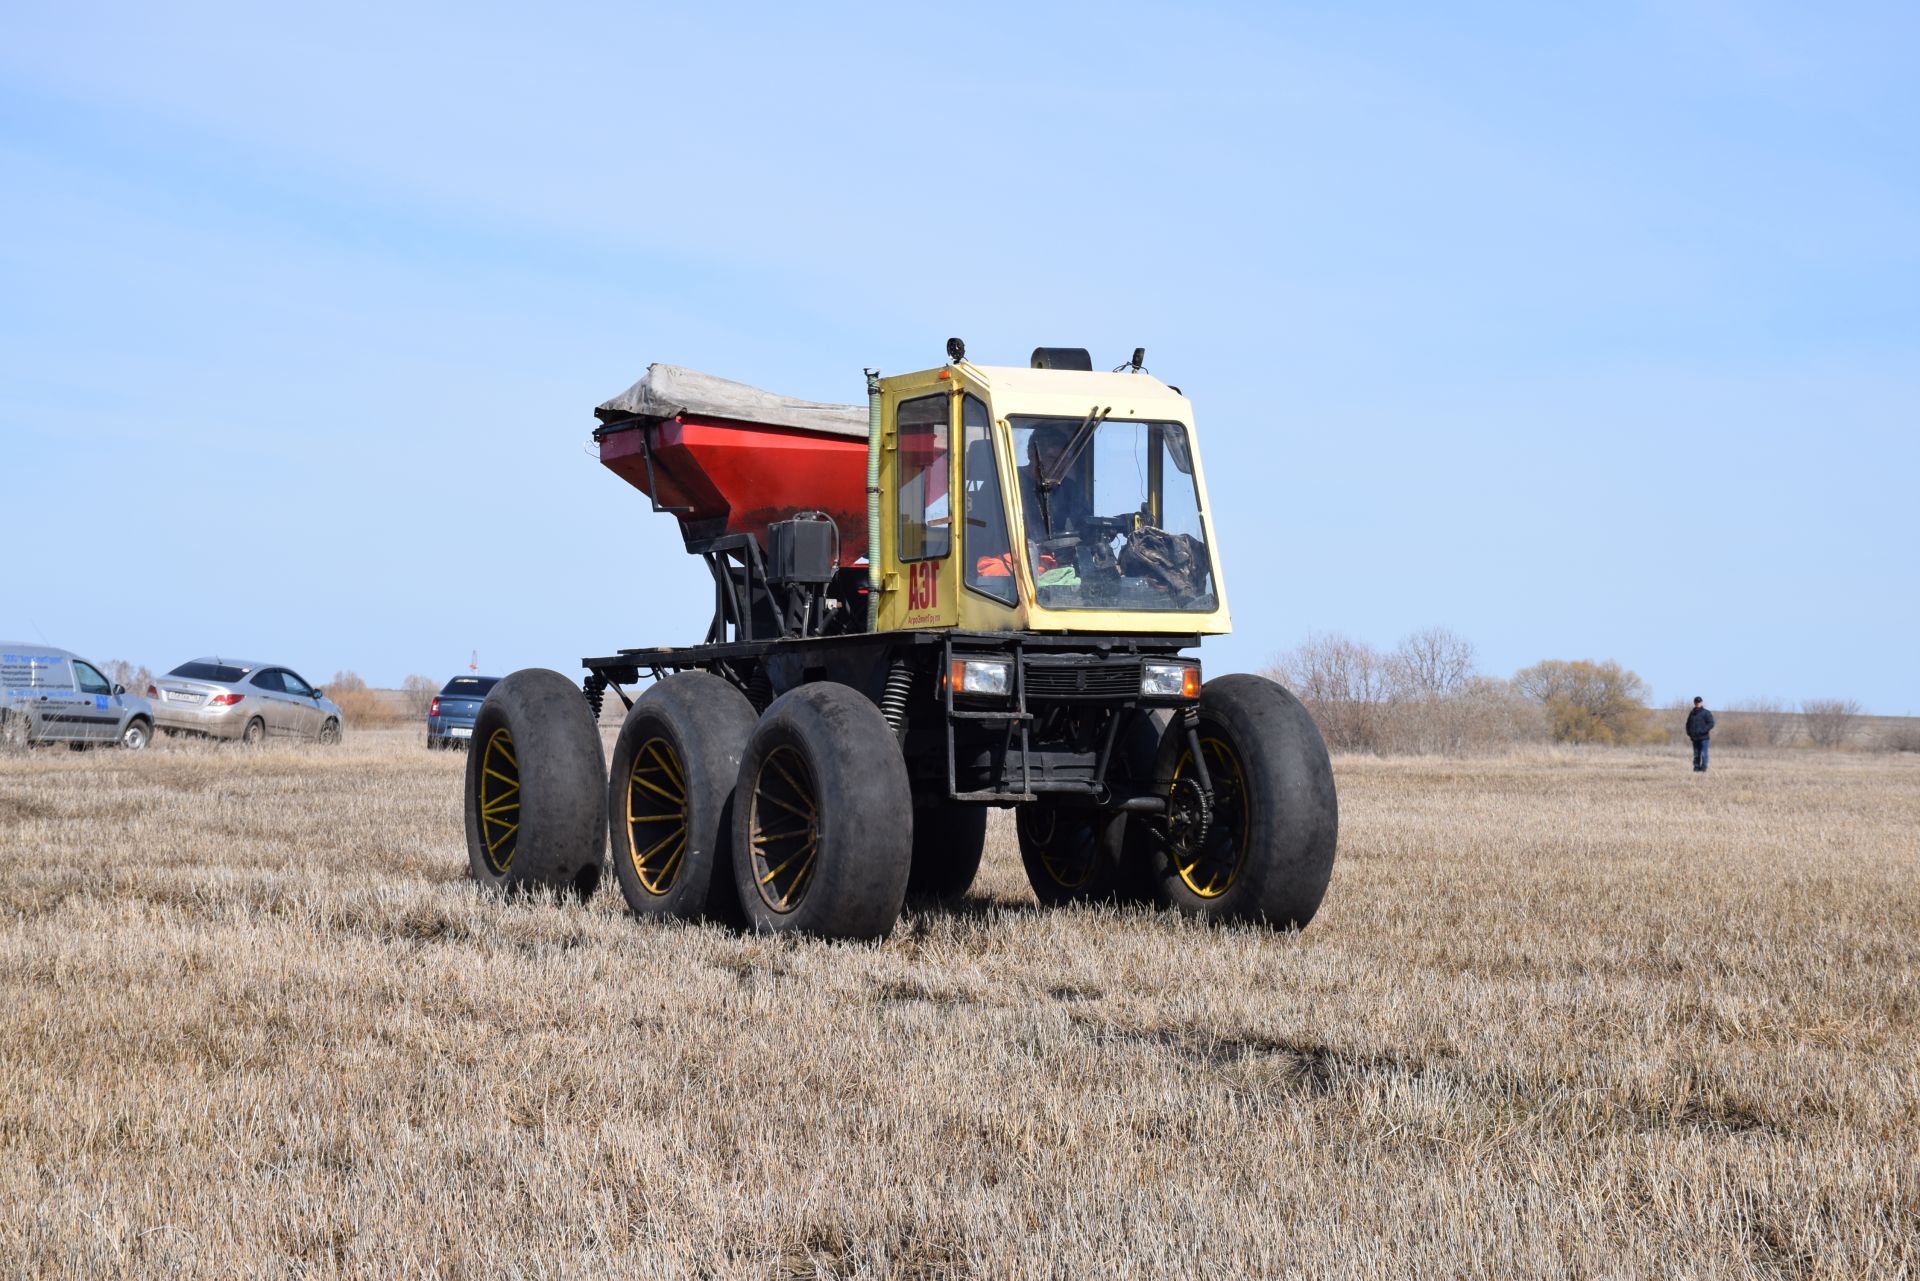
[1266,632,1394,753]
[1512,659,1656,746]
[102,659,153,697]
[327,671,402,727]
[0,704,28,753]
[1880,719,1920,753]
[1737,697,1796,747]
[401,674,438,719]
[1802,699,1862,749]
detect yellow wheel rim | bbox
[625,736,689,895]
[748,745,818,912]
[1172,735,1249,898]
[478,727,520,875]
[1025,808,1096,890]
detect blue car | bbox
[427,675,500,750]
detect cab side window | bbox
[282,671,314,698]
[896,394,950,562]
[961,395,1016,604]
[73,662,111,695]
[251,670,286,693]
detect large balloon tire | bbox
[607,672,757,923]
[731,682,912,940]
[464,668,606,900]
[907,801,988,904]
[1146,674,1338,928]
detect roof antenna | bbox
[1114,347,1147,374]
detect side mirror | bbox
[113,684,126,695]
[312,689,325,700]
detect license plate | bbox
[167,691,203,702]
[450,726,471,738]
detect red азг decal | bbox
[907,562,939,611]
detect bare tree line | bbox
[1265,628,1538,755]
[1265,630,1909,757]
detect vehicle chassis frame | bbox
[582,630,1209,811]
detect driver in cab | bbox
[1014,421,1103,587]
[1018,422,1092,541]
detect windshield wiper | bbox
[1038,405,1110,491]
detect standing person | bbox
[1686,696,1716,772]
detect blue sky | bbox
[4,2,1916,711]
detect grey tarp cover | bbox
[596,364,868,439]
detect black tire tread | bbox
[732,682,912,939]
[463,668,606,898]
[607,671,757,922]
[1150,673,1338,928]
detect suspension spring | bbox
[747,666,774,714]
[879,657,914,739]
[582,674,606,720]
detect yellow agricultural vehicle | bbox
[464,342,1337,939]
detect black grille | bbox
[1023,659,1141,700]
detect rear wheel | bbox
[608,672,757,922]
[1144,674,1338,928]
[1017,805,1132,906]
[908,801,988,903]
[241,717,266,747]
[732,682,912,939]
[464,669,606,899]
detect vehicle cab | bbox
[873,352,1230,637]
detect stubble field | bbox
[1,730,1916,1278]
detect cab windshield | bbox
[1008,415,1217,613]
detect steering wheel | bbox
[1080,515,1134,543]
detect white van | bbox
[0,644,155,749]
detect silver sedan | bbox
[150,658,344,745]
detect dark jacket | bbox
[1686,706,1715,739]
[1017,465,1091,539]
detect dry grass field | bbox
[2,729,1916,1278]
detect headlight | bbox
[1142,661,1201,699]
[950,659,1012,697]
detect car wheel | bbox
[121,719,151,751]
[318,719,341,746]
[241,716,267,747]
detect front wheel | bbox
[121,720,151,751]
[318,719,341,746]
[1144,674,1338,928]
[463,669,606,899]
